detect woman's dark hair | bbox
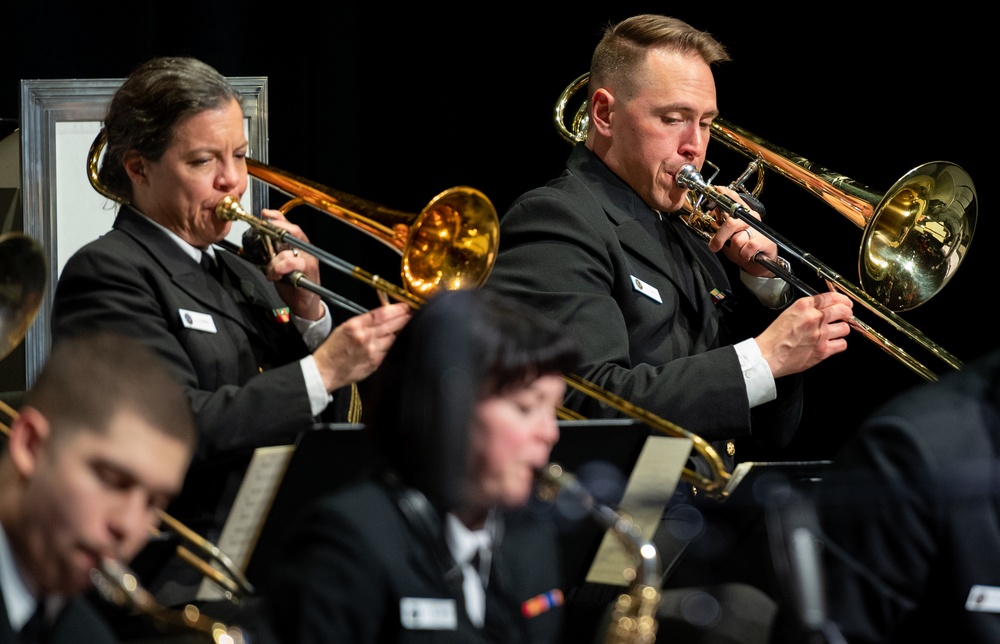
[98,56,243,203]
[363,289,580,512]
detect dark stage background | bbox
[1,3,990,461]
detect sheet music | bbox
[196,444,295,601]
[585,436,692,586]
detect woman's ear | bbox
[7,406,50,479]
[122,151,147,184]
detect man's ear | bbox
[590,88,614,135]
[122,151,147,184]
[7,407,50,478]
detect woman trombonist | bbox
[49,56,412,608]
[251,288,581,643]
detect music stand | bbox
[548,419,660,586]
[242,423,375,592]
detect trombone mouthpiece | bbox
[214,195,245,222]
[676,165,705,190]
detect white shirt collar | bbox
[133,207,211,264]
[0,521,39,630]
[444,511,496,581]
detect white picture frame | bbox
[19,76,269,386]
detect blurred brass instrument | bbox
[558,375,731,498]
[537,463,660,644]
[0,381,252,602]
[0,397,251,642]
[92,558,248,643]
[555,72,977,382]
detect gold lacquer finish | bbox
[92,558,248,644]
[244,159,499,299]
[560,374,731,500]
[708,120,976,313]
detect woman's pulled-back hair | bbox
[98,56,243,203]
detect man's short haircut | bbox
[24,331,196,449]
[590,14,730,99]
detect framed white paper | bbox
[19,76,268,385]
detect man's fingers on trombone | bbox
[813,292,854,345]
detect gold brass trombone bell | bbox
[245,160,500,300]
[0,232,46,363]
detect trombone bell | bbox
[245,159,500,299]
[710,120,977,312]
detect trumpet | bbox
[554,72,977,382]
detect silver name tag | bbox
[630,275,662,303]
[400,597,458,630]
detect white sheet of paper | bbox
[196,444,295,601]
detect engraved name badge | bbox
[630,275,662,304]
[967,585,1000,613]
[179,308,218,334]
[400,597,458,630]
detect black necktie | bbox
[19,600,46,644]
[200,252,223,283]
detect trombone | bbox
[554,73,977,382]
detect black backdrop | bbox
[2,3,990,460]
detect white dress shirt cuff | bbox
[299,356,332,417]
[293,301,333,350]
[293,301,334,416]
[740,256,793,309]
[735,338,776,408]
